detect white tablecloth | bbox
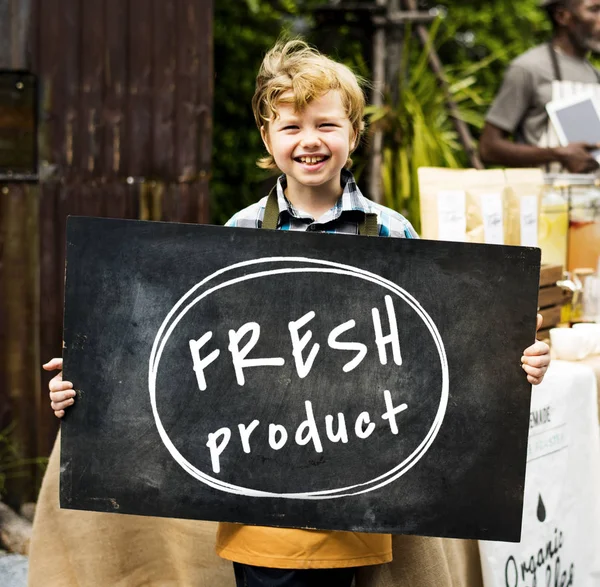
[479,360,600,587]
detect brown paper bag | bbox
[418,167,507,244]
[503,168,545,247]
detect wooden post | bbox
[386,0,404,109]
[368,0,387,205]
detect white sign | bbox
[437,190,467,242]
[479,361,600,587]
[520,196,539,248]
[481,193,504,245]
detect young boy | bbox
[46,40,550,587]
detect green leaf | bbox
[244,0,260,14]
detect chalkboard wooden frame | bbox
[60,216,541,542]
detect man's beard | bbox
[571,26,600,54]
[582,34,600,53]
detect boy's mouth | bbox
[294,155,329,165]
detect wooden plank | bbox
[102,181,139,221]
[0,184,40,502]
[196,0,213,224]
[38,0,80,176]
[127,0,153,178]
[9,0,32,69]
[125,182,141,220]
[103,180,126,219]
[103,0,127,179]
[29,0,39,68]
[38,185,60,376]
[31,0,51,172]
[538,286,565,309]
[175,0,201,184]
[80,180,103,219]
[152,0,176,180]
[0,0,12,66]
[79,0,104,177]
[196,180,210,224]
[162,181,209,224]
[55,182,73,359]
[62,0,81,179]
[540,305,563,330]
[174,0,214,224]
[179,183,192,223]
[0,184,11,429]
[539,264,563,288]
[37,0,63,170]
[38,181,61,456]
[161,182,180,222]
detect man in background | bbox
[479,0,600,173]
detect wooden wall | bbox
[0,0,214,502]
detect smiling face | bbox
[573,0,600,52]
[561,0,600,53]
[261,90,357,201]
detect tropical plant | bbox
[433,0,552,105]
[364,18,499,230]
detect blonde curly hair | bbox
[252,39,366,170]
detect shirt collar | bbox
[274,169,373,224]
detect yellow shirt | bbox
[216,523,392,569]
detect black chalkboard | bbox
[60,216,541,542]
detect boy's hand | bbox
[43,358,75,418]
[521,314,550,386]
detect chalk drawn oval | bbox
[149,257,449,499]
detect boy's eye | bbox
[320,123,337,127]
[282,125,299,130]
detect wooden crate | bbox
[537,264,571,342]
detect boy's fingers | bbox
[48,375,73,392]
[42,358,63,371]
[48,371,62,385]
[51,398,74,411]
[522,364,545,379]
[523,340,550,356]
[536,314,543,332]
[49,389,75,403]
[54,410,65,419]
[528,374,544,385]
[521,354,549,369]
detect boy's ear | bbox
[350,131,358,152]
[260,126,272,154]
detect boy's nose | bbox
[299,132,321,148]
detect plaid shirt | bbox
[225,169,418,238]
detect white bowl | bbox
[550,327,595,361]
[572,323,600,355]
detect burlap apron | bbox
[29,436,483,587]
